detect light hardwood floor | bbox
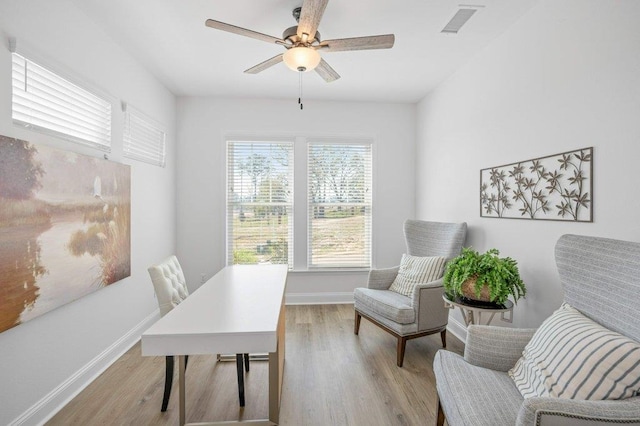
[48,304,463,426]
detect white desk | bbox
[142,265,288,426]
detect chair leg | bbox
[397,336,408,367]
[244,353,250,372]
[236,353,245,407]
[161,356,174,412]
[436,397,444,426]
[440,329,447,348]
[161,355,188,412]
[436,397,445,426]
[354,310,362,335]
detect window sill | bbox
[289,268,370,274]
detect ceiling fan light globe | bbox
[283,47,321,72]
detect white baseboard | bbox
[10,310,160,426]
[446,317,467,344]
[285,292,354,305]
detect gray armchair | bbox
[354,220,467,367]
[434,234,640,425]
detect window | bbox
[227,141,294,269]
[123,104,166,167]
[11,53,112,151]
[308,142,372,268]
[226,138,373,271]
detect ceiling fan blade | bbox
[315,59,340,82]
[319,34,395,52]
[297,0,328,42]
[205,19,285,45]
[244,54,284,74]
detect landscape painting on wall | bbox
[0,135,131,333]
[480,147,592,221]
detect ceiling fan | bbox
[205,0,395,82]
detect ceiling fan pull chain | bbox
[299,71,304,110]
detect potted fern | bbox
[443,248,526,306]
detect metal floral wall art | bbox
[480,147,593,221]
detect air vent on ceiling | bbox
[441,6,482,34]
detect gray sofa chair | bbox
[434,234,640,425]
[354,220,467,367]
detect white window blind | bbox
[227,141,294,269]
[123,105,166,167]
[11,53,112,151]
[308,142,372,268]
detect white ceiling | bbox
[71,0,538,103]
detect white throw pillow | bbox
[388,254,446,297]
[509,303,640,400]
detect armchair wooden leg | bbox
[397,336,408,367]
[236,353,245,407]
[244,353,250,372]
[354,311,362,335]
[440,329,447,348]
[436,397,445,426]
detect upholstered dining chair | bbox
[148,256,250,411]
[354,220,467,367]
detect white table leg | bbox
[179,355,186,426]
[268,302,285,425]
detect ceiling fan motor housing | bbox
[283,26,320,45]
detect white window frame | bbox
[123,103,166,167]
[225,135,374,272]
[10,49,112,151]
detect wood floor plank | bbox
[47,304,463,426]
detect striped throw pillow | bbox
[509,303,640,400]
[388,254,446,297]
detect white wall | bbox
[177,97,416,302]
[416,0,640,332]
[0,1,176,424]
